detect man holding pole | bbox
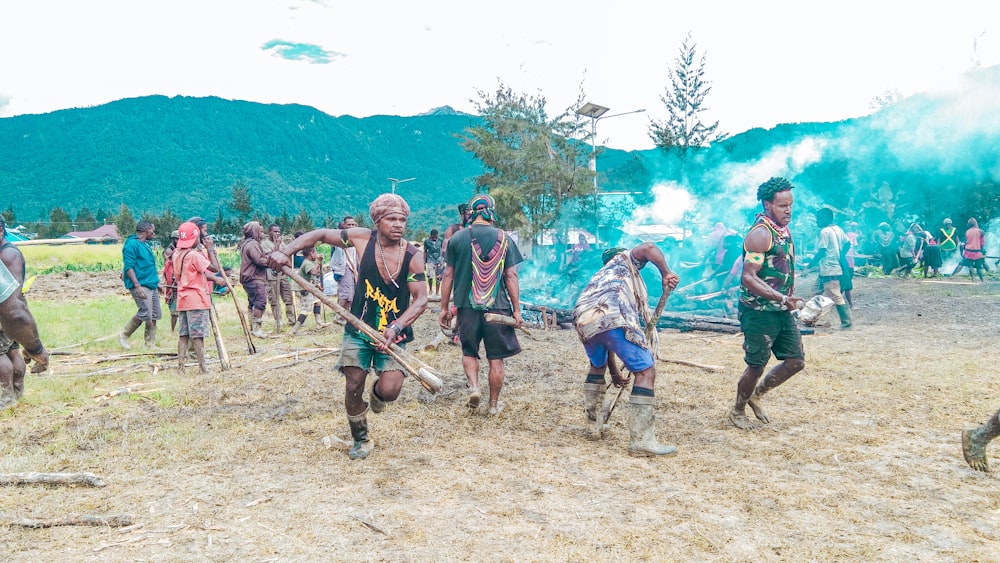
[438,194,524,416]
[172,221,226,373]
[267,193,428,460]
[573,243,680,456]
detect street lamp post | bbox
[387,177,415,194]
[575,103,646,246]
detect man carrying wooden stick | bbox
[172,221,226,374]
[438,194,524,416]
[267,193,428,460]
[573,243,680,456]
[0,216,48,408]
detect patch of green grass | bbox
[20,244,124,276]
[30,295,135,351]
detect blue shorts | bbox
[583,327,654,372]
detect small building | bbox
[62,224,121,243]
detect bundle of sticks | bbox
[280,266,443,393]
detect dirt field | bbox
[2,271,1000,561]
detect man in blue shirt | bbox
[120,221,162,349]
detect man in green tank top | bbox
[729,177,806,430]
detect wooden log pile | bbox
[523,302,812,335]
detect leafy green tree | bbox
[292,209,315,233]
[276,209,293,233]
[148,208,180,246]
[114,204,137,239]
[648,33,726,151]
[74,207,99,231]
[229,181,253,225]
[2,205,15,225]
[46,207,73,238]
[462,81,594,245]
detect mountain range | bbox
[2,64,998,238]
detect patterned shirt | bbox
[573,250,650,348]
[740,215,795,312]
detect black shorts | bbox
[457,307,521,360]
[243,279,267,311]
[739,305,803,367]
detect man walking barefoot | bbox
[729,177,806,430]
[963,406,1000,472]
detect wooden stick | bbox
[659,358,724,372]
[0,472,107,487]
[483,313,533,337]
[209,301,231,371]
[5,514,134,528]
[280,266,443,393]
[211,246,256,354]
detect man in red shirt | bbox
[172,221,225,373]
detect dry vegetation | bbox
[2,271,1000,561]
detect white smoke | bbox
[631,182,694,225]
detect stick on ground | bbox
[4,514,134,528]
[0,472,107,487]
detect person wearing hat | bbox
[172,221,226,373]
[119,221,162,349]
[439,194,525,417]
[267,193,429,460]
[573,242,680,455]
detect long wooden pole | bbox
[209,301,231,371]
[280,266,443,393]
[210,247,256,354]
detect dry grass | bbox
[1,273,1000,561]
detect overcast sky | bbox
[2,0,998,150]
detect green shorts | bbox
[336,330,406,375]
[739,305,804,367]
[177,309,210,338]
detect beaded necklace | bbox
[376,233,405,289]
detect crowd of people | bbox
[0,183,996,473]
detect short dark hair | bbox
[430,229,438,237]
[136,220,154,233]
[757,177,794,202]
[815,207,834,228]
[187,216,206,228]
[269,223,280,230]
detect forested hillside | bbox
[2,63,998,242]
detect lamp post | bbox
[387,177,415,194]
[575,103,646,246]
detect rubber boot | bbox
[626,395,677,457]
[251,320,267,339]
[285,304,296,326]
[347,409,373,460]
[144,322,157,348]
[290,320,303,336]
[118,317,142,350]
[836,304,853,329]
[314,313,329,328]
[370,382,386,414]
[583,383,604,423]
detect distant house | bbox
[61,224,121,243]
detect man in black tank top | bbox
[267,194,428,460]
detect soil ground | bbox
[2,271,1000,561]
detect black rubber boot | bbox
[347,409,372,460]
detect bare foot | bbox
[728,408,762,430]
[467,390,481,409]
[747,395,771,424]
[962,429,990,472]
[488,401,505,416]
